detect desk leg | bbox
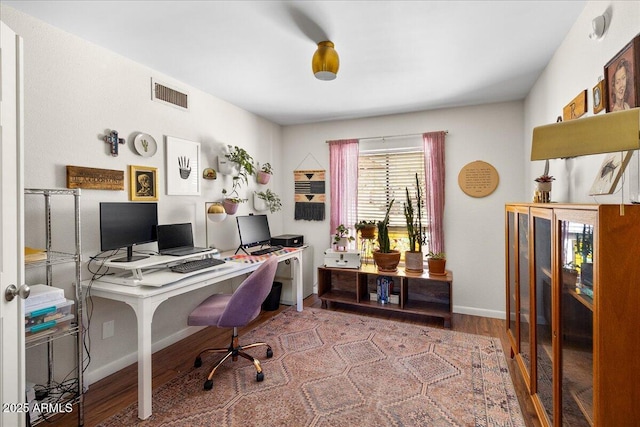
[126,299,163,420]
[293,254,303,312]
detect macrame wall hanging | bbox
[294,153,326,221]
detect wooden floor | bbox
[46,295,541,427]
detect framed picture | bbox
[165,136,200,195]
[589,151,633,195]
[592,79,607,114]
[605,34,640,112]
[562,90,587,121]
[129,165,158,201]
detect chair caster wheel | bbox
[256,372,264,382]
[194,357,202,368]
[204,379,213,390]
[266,348,273,358]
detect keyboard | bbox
[252,245,283,256]
[170,258,226,274]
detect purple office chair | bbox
[188,256,278,390]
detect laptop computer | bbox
[156,223,210,256]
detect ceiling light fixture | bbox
[589,13,608,40]
[312,41,339,81]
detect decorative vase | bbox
[359,226,376,240]
[427,258,446,276]
[373,250,401,273]
[223,199,239,215]
[404,251,424,273]
[257,171,271,185]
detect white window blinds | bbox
[357,150,426,229]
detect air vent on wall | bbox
[151,78,189,111]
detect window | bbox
[357,138,426,253]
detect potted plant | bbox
[404,173,426,273]
[534,160,554,202]
[257,162,273,185]
[426,251,447,276]
[355,220,377,239]
[372,200,401,272]
[333,224,355,251]
[222,145,255,214]
[254,189,282,213]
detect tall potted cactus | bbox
[404,173,426,273]
[372,200,401,272]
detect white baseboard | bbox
[84,325,205,387]
[453,305,505,320]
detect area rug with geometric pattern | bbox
[98,307,525,426]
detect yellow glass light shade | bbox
[531,108,640,160]
[312,41,339,81]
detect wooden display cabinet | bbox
[505,203,640,426]
[317,264,453,327]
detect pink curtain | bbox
[329,139,359,232]
[423,131,446,253]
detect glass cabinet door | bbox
[532,212,553,425]
[559,218,594,426]
[517,212,531,379]
[506,210,517,353]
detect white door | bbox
[0,20,26,427]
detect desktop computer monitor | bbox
[236,214,271,249]
[100,202,158,262]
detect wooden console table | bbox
[317,264,453,327]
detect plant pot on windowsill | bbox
[404,251,424,273]
[427,258,446,276]
[334,237,349,252]
[373,250,401,273]
[359,225,376,240]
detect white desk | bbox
[83,247,305,420]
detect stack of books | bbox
[24,247,46,263]
[24,285,74,339]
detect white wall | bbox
[7,0,636,389]
[1,6,284,385]
[282,101,525,318]
[525,1,640,202]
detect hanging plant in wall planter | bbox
[217,145,239,175]
[257,163,273,185]
[254,189,282,213]
[221,145,255,214]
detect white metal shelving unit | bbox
[24,188,84,426]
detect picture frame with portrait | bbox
[129,165,158,201]
[592,79,607,114]
[604,34,640,113]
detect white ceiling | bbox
[4,1,586,126]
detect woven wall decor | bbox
[294,169,325,221]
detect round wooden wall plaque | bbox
[458,160,499,198]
